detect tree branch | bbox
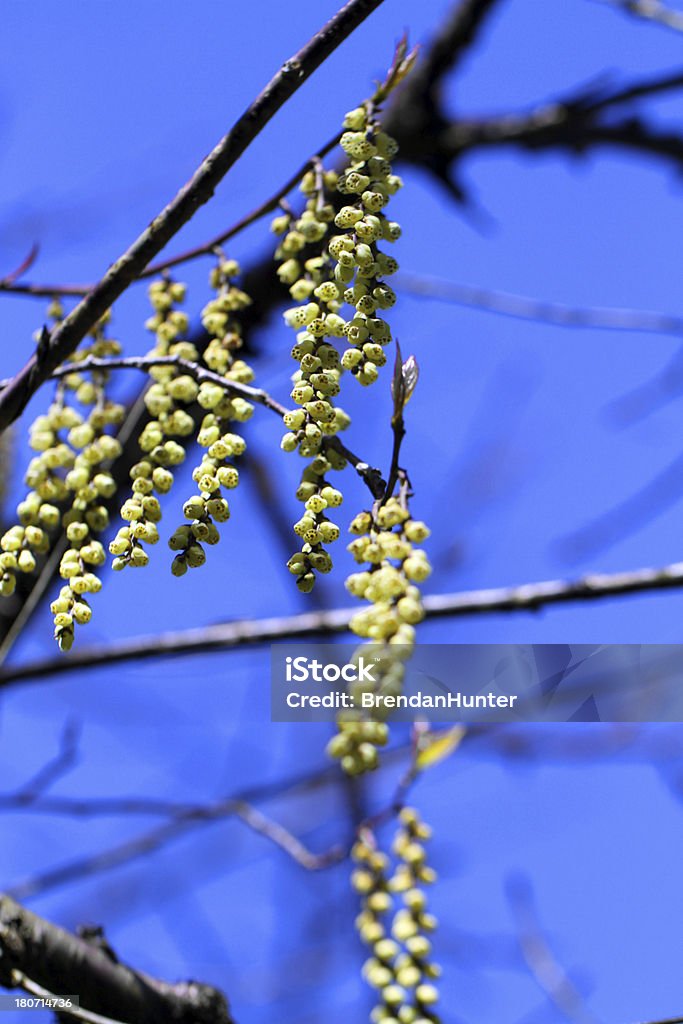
[0,133,342,299]
[44,354,290,416]
[0,895,232,1024]
[389,58,683,195]
[6,796,343,904]
[400,0,502,95]
[0,0,385,433]
[506,873,601,1024]
[595,0,683,33]
[398,272,683,337]
[0,352,387,499]
[4,560,683,687]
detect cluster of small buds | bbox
[326,499,431,774]
[51,312,125,649]
[346,500,431,645]
[1,306,125,649]
[353,810,440,1024]
[169,258,253,576]
[111,278,192,571]
[273,103,402,387]
[285,451,346,593]
[274,103,402,592]
[333,106,402,385]
[326,717,388,774]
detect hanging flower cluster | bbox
[168,257,253,577]
[275,100,403,593]
[109,277,191,571]
[326,497,431,775]
[1,303,124,649]
[353,809,441,1024]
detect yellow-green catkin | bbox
[52,312,125,649]
[275,103,402,593]
[326,499,431,775]
[1,302,68,600]
[168,257,253,577]
[110,277,191,571]
[353,811,441,1024]
[0,302,124,650]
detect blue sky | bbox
[1,3,683,1023]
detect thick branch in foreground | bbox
[0,894,231,1024]
[0,0,384,434]
[3,561,683,687]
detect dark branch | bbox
[389,56,683,195]
[4,560,683,687]
[0,894,232,1024]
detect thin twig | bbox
[4,560,683,687]
[7,798,340,903]
[0,134,342,299]
[0,0,385,432]
[507,873,601,1024]
[28,352,385,496]
[43,353,289,416]
[233,802,343,869]
[0,245,39,287]
[398,272,683,337]
[594,0,683,33]
[13,719,80,804]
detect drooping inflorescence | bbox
[0,41,442,1024]
[327,496,431,775]
[168,257,253,577]
[1,303,125,649]
[109,277,191,571]
[353,809,441,1024]
[275,100,403,593]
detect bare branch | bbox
[398,272,683,337]
[13,719,80,804]
[0,894,232,1024]
[506,873,601,1024]
[7,797,341,903]
[4,560,683,687]
[389,60,683,195]
[0,352,386,499]
[633,1018,683,1024]
[43,353,289,416]
[0,134,342,299]
[595,0,683,33]
[0,0,385,433]
[402,0,502,94]
[233,802,343,870]
[0,245,39,287]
